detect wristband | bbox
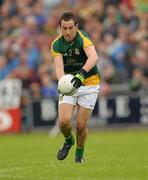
[79,68,87,78]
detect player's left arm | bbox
[82,45,98,72]
[71,45,98,89]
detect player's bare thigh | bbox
[58,103,75,123]
[76,105,92,124]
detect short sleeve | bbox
[50,35,62,57]
[51,42,62,57]
[78,30,93,49]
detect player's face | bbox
[60,20,77,42]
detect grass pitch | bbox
[0,129,148,180]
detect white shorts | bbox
[59,85,100,109]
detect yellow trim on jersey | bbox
[83,74,100,86]
[51,51,61,57]
[77,30,93,49]
[51,35,62,57]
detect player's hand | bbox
[71,69,87,89]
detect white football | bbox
[58,74,76,95]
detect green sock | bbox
[75,147,84,158]
[65,134,74,145]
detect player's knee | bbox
[59,120,70,129]
[76,122,86,133]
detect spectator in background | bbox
[103,5,120,37]
[119,2,139,32]
[21,91,32,132]
[9,51,33,89]
[0,55,8,79]
[40,72,58,98]
[30,82,41,100]
[0,47,19,79]
[108,24,130,81]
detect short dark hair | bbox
[59,12,78,26]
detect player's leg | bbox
[75,106,92,163]
[75,87,99,163]
[58,103,75,139]
[57,95,76,160]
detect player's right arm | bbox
[53,55,65,80]
[51,37,64,80]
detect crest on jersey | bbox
[75,48,80,55]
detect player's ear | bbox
[75,23,78,29]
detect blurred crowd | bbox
[0,0,148,98]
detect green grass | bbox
[0,129,148,180]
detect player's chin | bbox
[65,36,73,42]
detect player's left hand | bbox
[71,69,87,89]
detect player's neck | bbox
[64,33,77,45]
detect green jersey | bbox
[51,30,100,85]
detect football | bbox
[58,74,76,95]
